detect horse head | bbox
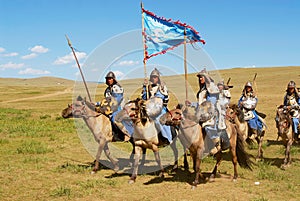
[71,96,96,118]
[195,101,215,123]
[61,103,73,118]
[160,104,183,126]
[276,105,292,136]
[227,104,245,123]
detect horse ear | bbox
[68,104,70,107]
[176,104,183,109]
[84,97,86,102]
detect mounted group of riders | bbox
[95,68,300,155]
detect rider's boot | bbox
[114,121,131,142]
[210,137,221,155]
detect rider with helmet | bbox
[238,81,264,139]
[283,81,300,140]
[141,68,172,144]
[96,71,132,141]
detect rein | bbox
[73,103,102,119]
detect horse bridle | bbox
[72,101,101,118]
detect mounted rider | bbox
[141,68,172,144]
[238,81,264,139]
[217,80,232,129]
[283,80,300,141]
[186,69,229,155]
[96,71,132,141]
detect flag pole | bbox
[183,28,188,101]
[65,35,92,102]
[141,2,148,100]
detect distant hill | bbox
[0,76,75,87]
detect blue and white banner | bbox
[142,8,205,61]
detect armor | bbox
[150,68,160,78]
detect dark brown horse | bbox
[275,105,294,169]
[160,103,253,187]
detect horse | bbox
[160,103,253,187]
[275,105,294,169]
[227,103,265,160]
[61,96,131,174]
[115,97,178,183]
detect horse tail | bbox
[236,131,254,170]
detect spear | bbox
[65,35,92,102]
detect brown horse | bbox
[62,96,121,174]
[275,105,294,169]
[160,103,253,187]
[227,104,265,160]
[116,97,167,183]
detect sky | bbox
[0,0,299,81]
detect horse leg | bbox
[170,138,179,171]
[230,144,238,181]
[209,151,222,182]
[281,139,293,169]
[140,147,147,167]
[183,149,189,171]
[103,143,119,172]
[92,138,106,174]
[152,144,165,179]
[129,145,142,184]
[192,148,204,187]
[255,134,264,160]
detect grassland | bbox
[0,66,300,201]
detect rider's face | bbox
[245,86,252,92]
[288,87,295,93]
[106,77,114,86]
[199,76,205,84]
[151,76,159,84]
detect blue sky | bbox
[0,0,299,81]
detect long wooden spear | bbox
[183,27,188,101]
[65,35,92,102]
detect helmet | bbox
[105,71,116,79]
[287,80,296,88]
[217,80,224,86]
[196,68,207,77]
[150,68,160,77]
[244,81,252,88]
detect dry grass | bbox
[0,66,300,201]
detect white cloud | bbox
[0,62,24,69]
[21,53,38,59]
[29,45,49,53]
[53,51,87,65]
[0,47,5,53]
[2,52,19,57]
[18,68,50,75]
[113,70,125,79]
[116,60,139,66]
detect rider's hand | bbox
[143,78,148,86]
[185,100,191,106]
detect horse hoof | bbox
[128,179,135,184]
[158,172,165,179]
[90,171,96,175]
[191,185,197,190]
[113,166,119,173]
[171,164,178,172]
[280,165,287,170]
[208,176,215,183]
[233,178,237,182]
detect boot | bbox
[114,121,131,142]
[210,137,221,155]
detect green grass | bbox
[0,67,300,201]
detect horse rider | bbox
[283,81,300,141]
[186,69,226,155]
[96,71,132,141]
[238,81,264,139]
[217,80,232,129]
[141,68,172,144]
